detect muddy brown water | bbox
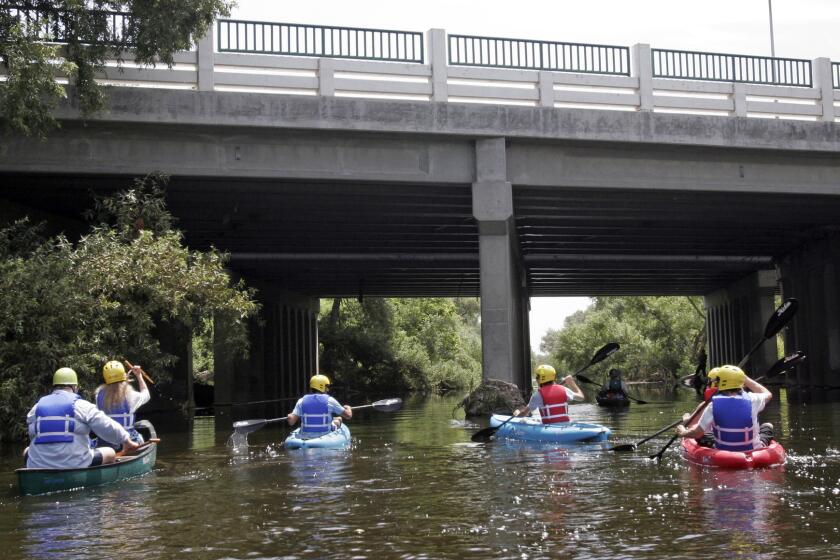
[1,388,839,559]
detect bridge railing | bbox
[216,20,423,63]
[447,34,629,76]
[2,12,839,122]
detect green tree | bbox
[0,0,233,137]
[540,296,704,382]
[0,174,258,441]
[318,297,482,395]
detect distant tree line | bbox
[539,296,705,383]
[319,297,483,396]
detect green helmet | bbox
[53,367,78,386]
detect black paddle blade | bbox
[611,443,637,452]
[471,426,499,443]
[591,342,620,364]
[765,351,806,379]
[372,398,403,412]
[764,298,798,338]
[576,374,596,385]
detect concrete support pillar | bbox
[778,234,840,401]
[704,270,776,376]
[631,43,654,111]
[812,57,836,123]
[472,137,529,389]
[197,23,215,92]
[214,281,320,417]
[428,28,448,102]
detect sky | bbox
[226,1,840,350]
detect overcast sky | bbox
[227,1,839,351]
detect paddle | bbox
[575,374,649,404]
[470,342,620,443]
[607,350,806,452]
[124,360,155,385]
[648,298,799,462]
[232,398,403,434]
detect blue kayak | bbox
[284,424,351,450]
[489,414,611,443]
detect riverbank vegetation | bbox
[0,174,258,441]
[539,296,705,383]
[319,297,483,395]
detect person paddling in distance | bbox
[24,368,140,469]
[512,364,585,423]
[287,374,352,438]
[93,360,150,450]
[676,365,775,451]
[598,368,630,400]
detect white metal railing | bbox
[2,25,838,123]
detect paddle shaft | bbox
[116,438,160,457]
[124,360,155,385]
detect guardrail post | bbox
[319,58,336,96]
[428,28,448,102]
[812,57,836,122]
[733,83,748,117]
[197,22,215,92]
[632,43,653,111]
[538,71,555,108]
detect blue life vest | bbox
[608,378,624,392]
[96,390,134,429]
[33,391,80,444]
[300,394,333,436]
[711,392,755,452]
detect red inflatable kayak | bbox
[681,438,786,469]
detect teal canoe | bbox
[16,442,157,496]
[489,414,611,443]
[284,424,351,450]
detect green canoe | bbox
[16,441,157,495]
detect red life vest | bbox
[538,383,570,424]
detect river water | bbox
[1,388,839,559]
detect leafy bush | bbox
[0,175,258,440]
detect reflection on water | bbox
[0,391,839,558]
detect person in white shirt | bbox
[677,365,775,450]
[513,364,584,424]
[93,360,151,450]
[25,367,139,469]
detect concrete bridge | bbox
[2,17,840,405]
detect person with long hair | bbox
[93,360,150,450]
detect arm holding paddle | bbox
[514,375,582,418]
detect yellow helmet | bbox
[53,367,78,386]
[102,361,127,384]
[310,374,331,393]
[708,365,745,391]
[535,364,557,385]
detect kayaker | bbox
[24,367,140,469]
[599,368,629,399]
[676,365,774,451]
[93,360,150,450]
[513,364,584,423]
[287,374,352,438]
